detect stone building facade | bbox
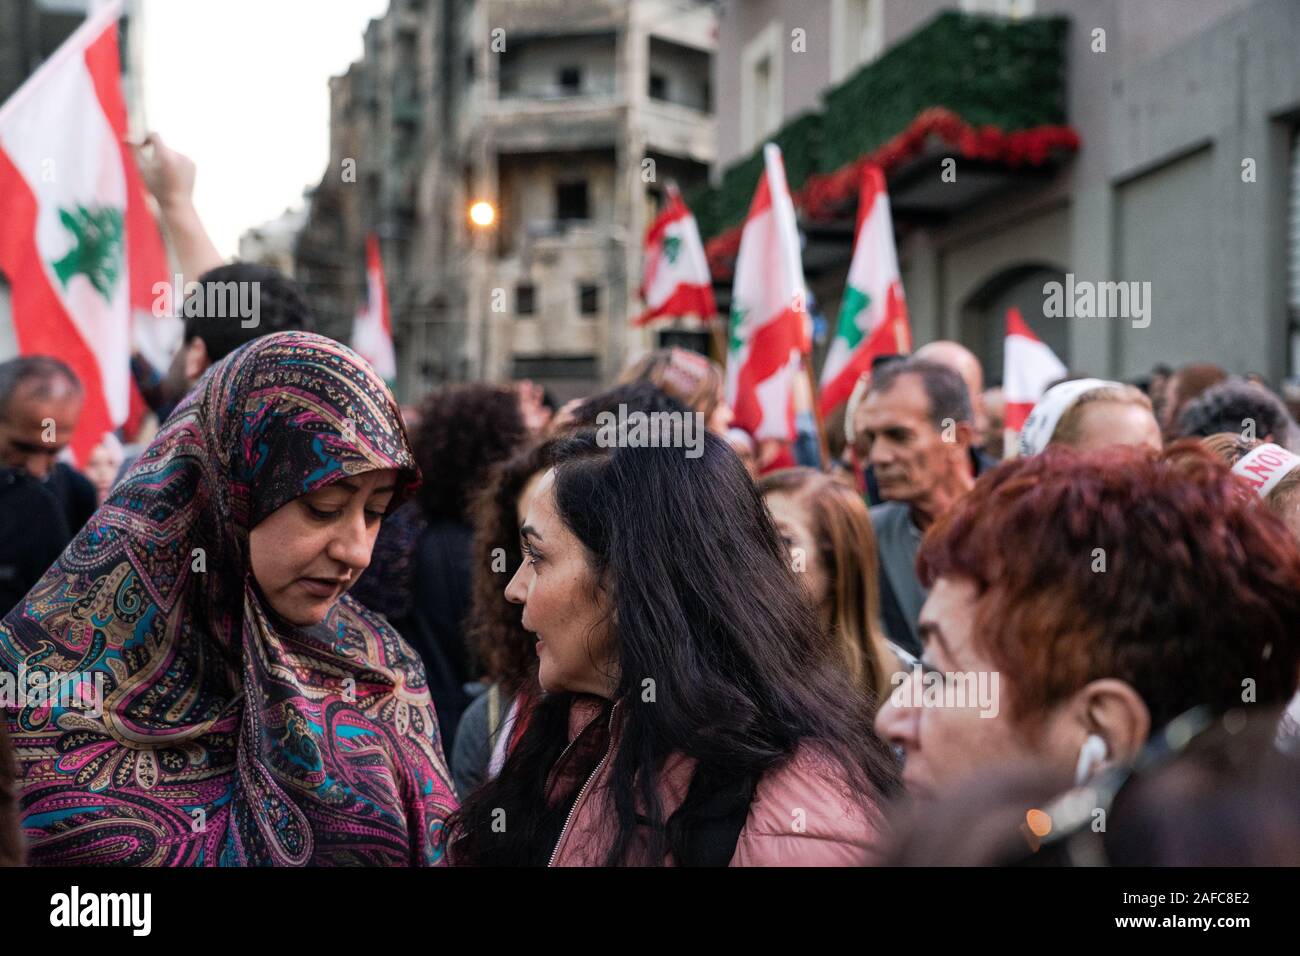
[297,0,717,403]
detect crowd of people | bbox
[1,143,1299,869]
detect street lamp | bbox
[468,200,496,228]
[465,200,496,384]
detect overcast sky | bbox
[139,0,392,258]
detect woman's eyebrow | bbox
[520,524,542,541]
[917,621,952,659]
[326,479,397,495]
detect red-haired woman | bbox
[875,444,1300,802]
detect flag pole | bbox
[709,312,728,365]
[801,353,832,471]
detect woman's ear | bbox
[1072,678,1152,769]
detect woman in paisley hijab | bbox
[0,331,456,866]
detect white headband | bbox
[1231,443,1300,497]
[1017,378,1119,457]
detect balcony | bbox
[690,11,1077,270]
[486,0,623,37]
[480,95,624,153]
[640,98,715,166]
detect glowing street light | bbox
[468,200,496,228]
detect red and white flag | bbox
[818,164,911,416]
[724,144,810,441]
[1003,306,1066,434]
[0,0,171,462]
[351,232,396,382]
[635,185,715,326]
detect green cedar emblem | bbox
[728,299,747,353]
[834,287,871,351]
[51,204,125,304]
[662,234,681,265]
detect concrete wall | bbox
[1102,0,1300,383]
[713,0,834,168]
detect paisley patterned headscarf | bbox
[0,331,457,865]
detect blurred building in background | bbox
[239,203,307,278]
[298,0,717,404]
[0,0,140,104]
[700,0,1300,385]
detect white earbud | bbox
[1074,734,1109,785]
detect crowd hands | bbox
[1,139,1298,868]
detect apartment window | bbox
[579,284,600,316]
[752,57,771,143]
[558,66,582,95]
[648,72,668,101]
[832,0,885,82]
[516,284,536,316]
[556,180,589,222]
[741,22,783,152]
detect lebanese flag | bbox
[0,0,171,462]
[351,232,396,382]
[1003,306,1066,433]
[635,185,716,326]
[725,145,811,441]
[818,164,911,416]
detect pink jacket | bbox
[548,698,882,866]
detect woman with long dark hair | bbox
[446,429,898,865]
[452,382,696,798]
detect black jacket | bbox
[43,462,97,536]
[0,467,69,617]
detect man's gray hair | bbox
[0,355,82,417]
[868,357,973,430]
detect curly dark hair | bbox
[465,439,554,695]
[412,384,530,522]
[1175,377,1294,444]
